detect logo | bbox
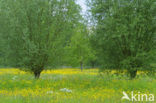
[122,91,154,102]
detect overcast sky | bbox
[77,0,87,14]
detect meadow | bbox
[0,68,155,103]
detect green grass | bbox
[0,68,155,103]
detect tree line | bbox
[0,0,155,78]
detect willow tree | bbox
[88,0,156,78]
[0,0,81,78]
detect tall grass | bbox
[0,68,155,103]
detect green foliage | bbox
[64,24,95,69]
[0,0,82,78]
[0,0,155,79]
[88,0,156,78]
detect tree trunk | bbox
[129,69,137,79]
[34,71,41,79]
[80,61,83,72]
[91,61,95,68]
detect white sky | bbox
[77,0,87,14]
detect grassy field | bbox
[0,68,155,103]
